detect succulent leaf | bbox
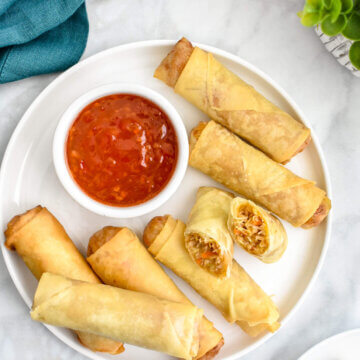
[322,13,348,34]
[330,0,342,22]
[349,41,360,69]
[341,0,354,14]
[305,0,325,12]
[301,11,322,26]
[342,11,360,39]
[324,0,333,9]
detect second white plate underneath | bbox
[299,329,360,359]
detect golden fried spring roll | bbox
[184,187,234,278]
[228,198,288,263]
[4,206,124,355]
[154,37,311,163]
[86,226,224,360]
[144,216,280,337]
[31,273,203,360]
[189,121,331,228]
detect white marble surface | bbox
[0,0,359,359]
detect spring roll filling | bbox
[230,206,268,255]
[186,234,225,276]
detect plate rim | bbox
[0,39,333,360]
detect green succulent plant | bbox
[299,0,360,70]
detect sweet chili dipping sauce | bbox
[66,94,178,207]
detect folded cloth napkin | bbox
[0,0,89,84]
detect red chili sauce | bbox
[66,94,178,207]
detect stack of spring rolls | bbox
[154,37,331,229]
[5,204,285,358]
[143,36,332,341]
[5,206,224,359]
[143,213,281,337]
[140,186,285,338]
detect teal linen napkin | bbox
[0,0,89,84]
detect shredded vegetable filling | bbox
[186,234,225,275]
[231,206,268,255]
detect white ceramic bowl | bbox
[53,83,189,218]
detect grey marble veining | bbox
[0,0,359,359]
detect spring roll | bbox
[87,226,224,360]
[4,206,124,355]
[184,187,234,278]
[154,37,311,163]
[189,121,331,228]
[143,215,280,337]
[31,273,203,360]
[228,198,287,263]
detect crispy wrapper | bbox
[189,121,331,228]
[184,187,234,278]
[87,226,223,360]
[154,38,311,163]
[31,273,203,360]
[228,198,288,263]
[144,216,280,337]
[4,206,124,355]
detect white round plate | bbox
[0,40,332,360]
[299,329,360,359]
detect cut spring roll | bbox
[144,215,280,337]
[154,37,311,164]
[31,273,203,360]
[86,226,224,360]
[189,121,331,228]
[184,187,234,278]
[4,206,124,355]
[228,198,288,263]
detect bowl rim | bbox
[52,82,189,218]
